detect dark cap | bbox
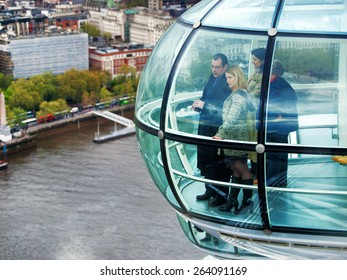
[251,48,266,61]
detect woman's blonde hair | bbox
[226,65,247,90]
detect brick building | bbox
[89,44,152,78]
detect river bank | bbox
[0,104,135,157]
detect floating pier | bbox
[90,111,136,143]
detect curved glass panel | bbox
[166,28,267,144]
[266,37,344,147]
[165,140,261,226]
[136,98,161,130]
[203,0,276,30]
[266,152,347,232]
[177,215,266,259]
[136,22,191,123]
[278,1,346,32]
[179,0,219,23]
[136,129,180,207]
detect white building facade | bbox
[128,8,174,46]
[88,9,126,41]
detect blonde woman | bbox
[213,65,254,214]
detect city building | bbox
[127,7,174,45]
[0,0,199,80]
[88,9,126,42]
[83,0,194,45]
[148,0,162,11]
[86,6,175,46]
[0,0,89,78]
[51,12,87,31]
[89,43,152,78]
[84,0,109,11]
[0,32,88,78]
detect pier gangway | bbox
[90,110,135,143]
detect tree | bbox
[37,99,70,117]
[81,91,97,106]
[275,48,337,81]
[56,69,87,104]
[6,78,42,111]
[98,87,112,101]
[56,69,112,105]
[0,73,13,91]
[97,70,112,88]
[80,22,101,38]
[103,32,113,44]
[187,52,212,91]
[30,72,58,101]
[2,68,131,114]
[111,65,138,96]
[6,107,27,127]
[80,70,111,94]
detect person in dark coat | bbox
[265,59,298,187]
[192,53,232,207]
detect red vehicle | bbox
[37,114,55,124]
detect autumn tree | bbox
[111,65,138,97]
[30,72,59,101]
[6,78,42,111]
[81,91,97,106]
[97,70,112,88]
[37,99,70,117]
[6,107,27,127]
[98,87,112,101]
[56,69,112,105]
[80,70,111,96]
[56,69,87,104]
[3,68,125,115]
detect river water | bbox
[0,117,204,260]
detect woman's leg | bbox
[232,160,254,214]
[218,162,241,212]
[218,174,240,212]
[232,160,252,180]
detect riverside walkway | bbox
[1,104,134,156]
[27,104,134,135]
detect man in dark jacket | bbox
[192,53,232,207]
[266,59,298,187]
